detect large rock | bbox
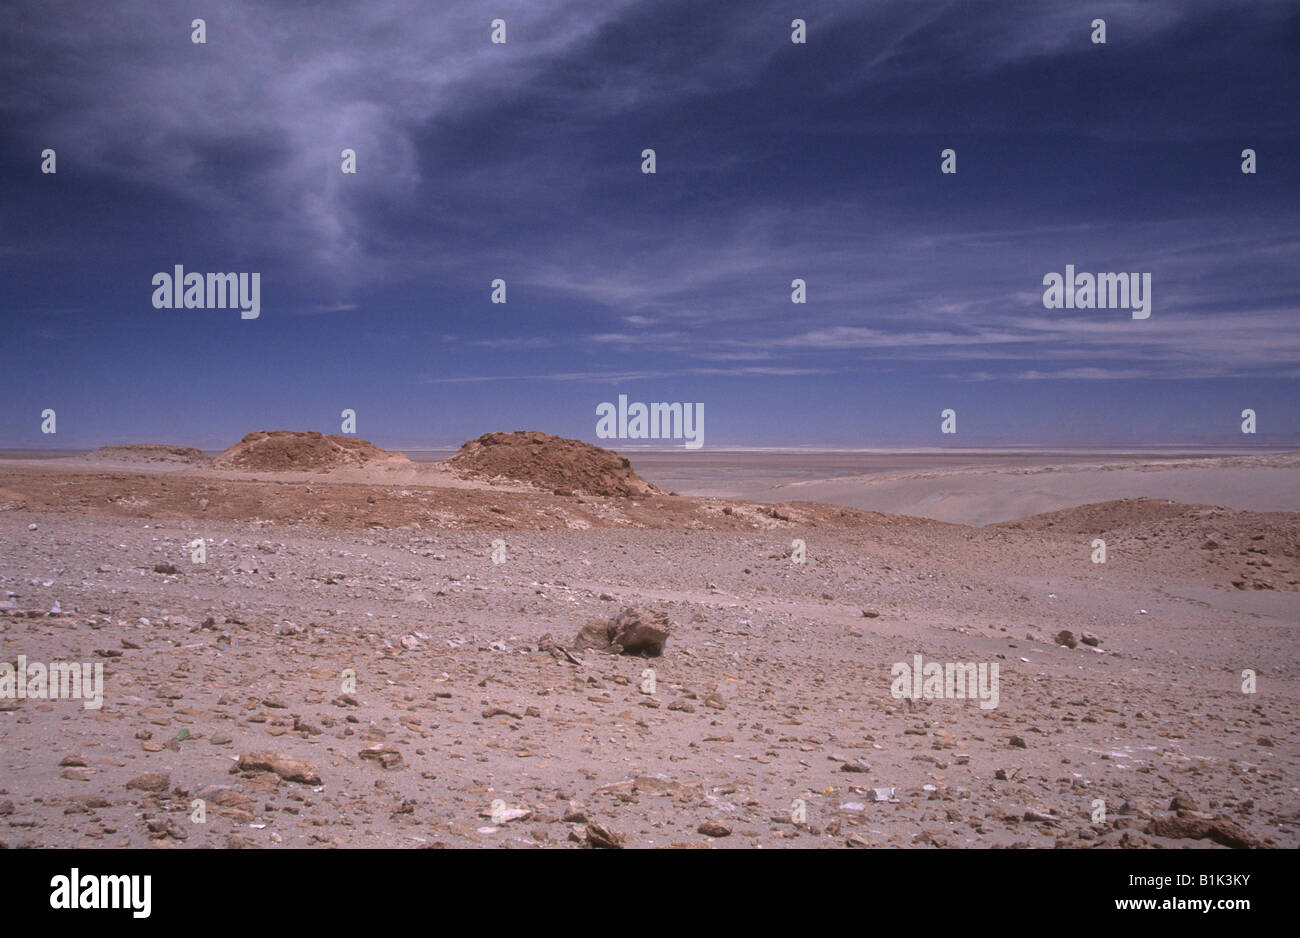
[235,751,321,785]
[125,773,170,793]
[584,822,625,849]
[1144,815,1263,852]
[571,606,672,657]
[1146,814,1263,849]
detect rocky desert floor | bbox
[0,452,1296,849]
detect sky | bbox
[1,0,1296,450]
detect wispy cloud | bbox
[2,0,1295,449]
[418,365,834,384]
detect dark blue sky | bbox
[1,0,1296,449]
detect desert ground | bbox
[0,432,1295,849]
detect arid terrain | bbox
[0,434,1295,849]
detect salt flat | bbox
[629,451,1300,525]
